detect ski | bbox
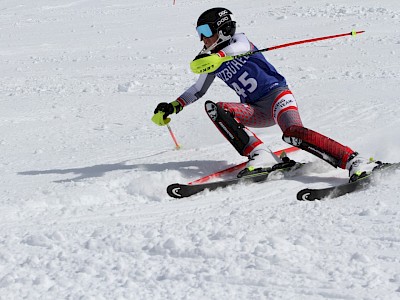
[168,172,269,198]
[189,146,299,185]
[297,162,400,201]
[167,160,301,198]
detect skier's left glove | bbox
[151,100,183,126]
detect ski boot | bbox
[346,154,383,182]
[237,146,299,178]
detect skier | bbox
[152,7,381,182]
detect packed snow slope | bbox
[1,0,400,299]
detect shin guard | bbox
[282,125,355,169]
[205,101,260,156]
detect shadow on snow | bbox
[17,159,233,183]
[18,159,346,188]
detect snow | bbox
[1,0,400,299]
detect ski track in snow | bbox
[1,0,400,299]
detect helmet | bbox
[196,7,236,52]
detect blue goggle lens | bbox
[196,24,214,40]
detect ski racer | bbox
[152,7,381,182]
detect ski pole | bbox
[191,30,365,74]
[255,30,364,53]
[167,124,181,150]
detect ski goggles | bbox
[196,24,215,40]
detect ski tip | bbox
[297,188,316,201]
[297,187,327,201]
[167,183,184,199]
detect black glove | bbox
[154,101,182,116]
[154,102,174,116]
[152,101,183,126]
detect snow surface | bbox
[1,0,400,299]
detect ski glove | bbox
[151,100,183,126]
